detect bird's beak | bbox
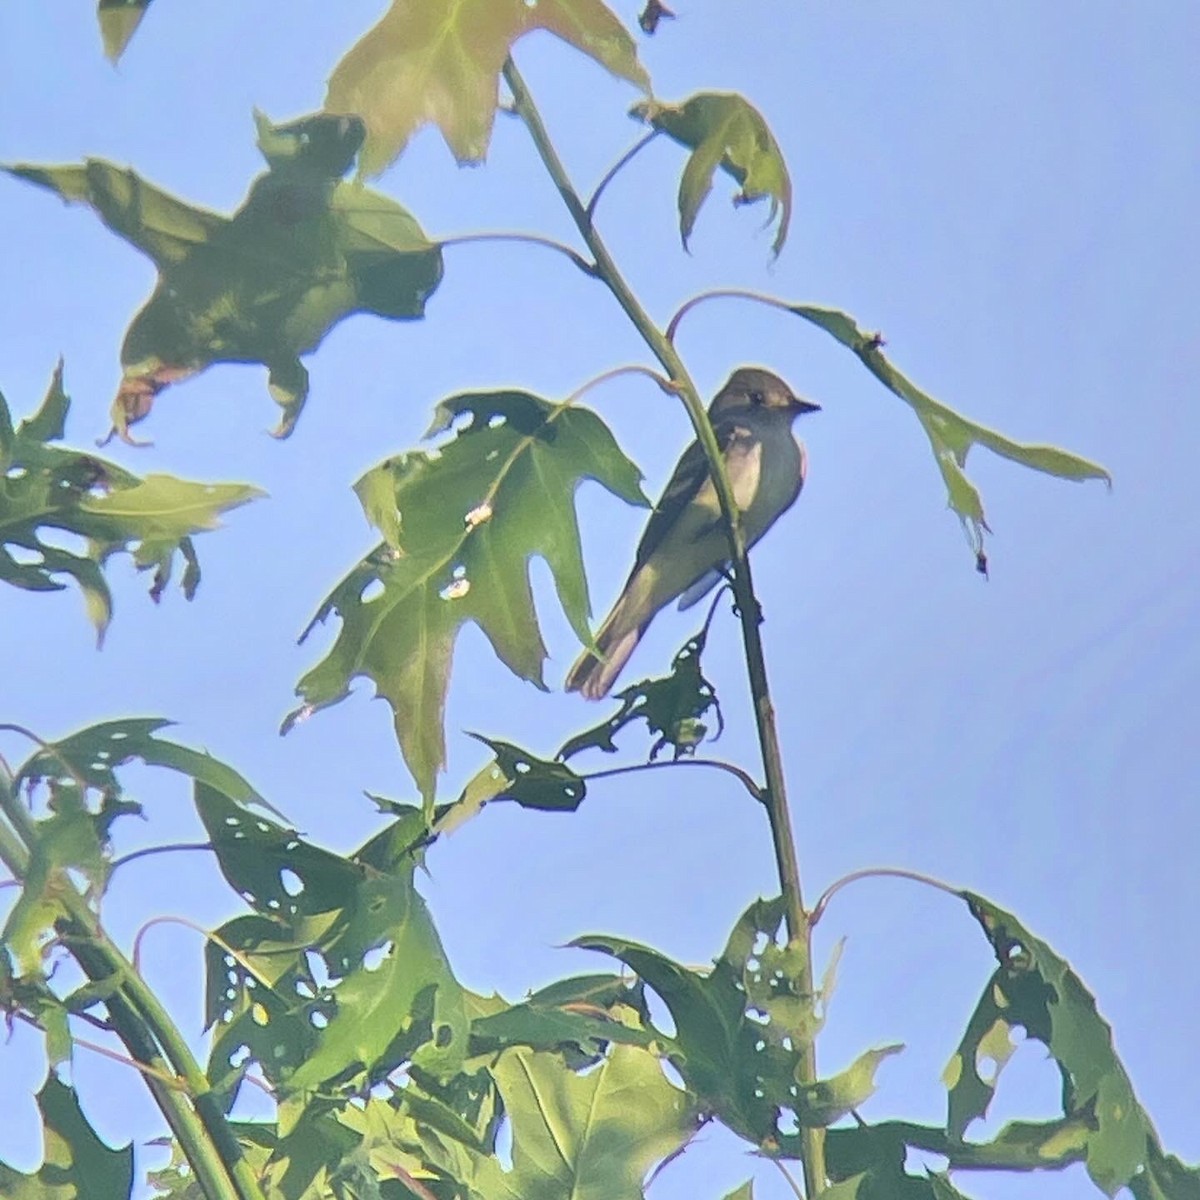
[790,396,821,414]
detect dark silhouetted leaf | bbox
[0,1076,133,1199]
[97,0,152,62]
[0,366,259,640]
[558,626,723,761]
[951,892,1161,1195]
[326,0,650,171]
[468,734,587,811]
[289,389,648,803]
[787,304,1110,565]
[632,93,792,256]
[4,113,443,439]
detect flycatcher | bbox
[565,366,819,699]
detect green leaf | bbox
[16,717,279,817]
[558,626,723,761]
[787,305,1111,569]
[576,897,833,1153]
[632,92,792,256]
[468,735,587,811]
[475,1044,697,1200]
[289,389,649,804]
[952,892,1161,1195]
[0,367,260,640]
[198,787,467,1100]
[326,0,650,171]
[798,1045,904,1128]
[97,0,153,63]
[5,113,443,439]
[1130,1141,1200,1200]
[0,1075,133,1199]
[722,1184,754,1200]
[470,974,654,1065]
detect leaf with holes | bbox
[576,896,833,1153]
[4,113,442,440]
[469,735,587,811]
[16,716,279,816]
[632,92,792,256]
[558,626,723,762]
[0,366,259,640]
[797,1045,903,1128]
[288,389,649,803]
[0,1076,133,1199]
[952,891,1161,1195]
[97,0,153,62]
[198,786,467,1100]
[785,305,1110,569]
[326,0,649,172]
[472,1043,697,1200]
[470,973,654,1067]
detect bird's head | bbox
[709,366,821,419]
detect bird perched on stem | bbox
[565,366,819,699]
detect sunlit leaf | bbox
[4,113,443,439]
[289,388,648,803]
[198,787,467,1101]
[97,0,152,63]
[326,0,650,171]
[475,1044,697,1200]
[798,1045,904,1128]
[0,1076,133,1199]
[576,897,836,1153]
[787,304,1110,568]
[0,366,259,640]
[558,625,723,761]
[953,892,1162,1195]
[632,92,792,256]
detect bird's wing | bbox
[633,422,760,570]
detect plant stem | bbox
[0,768,264,1200]
[502,57,827,1195]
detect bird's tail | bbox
[564,594,646,700]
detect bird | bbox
[565,366,819,699]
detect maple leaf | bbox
[288,388,648,803]
[326,0,650,172]
[5,112,443,440]
[0,364,260,642]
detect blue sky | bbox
[1,2,1197,1197]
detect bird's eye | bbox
[748,390,765,406]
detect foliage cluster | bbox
[1,4,1188,1200]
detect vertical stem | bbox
[502,59,826,1194]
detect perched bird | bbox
[565,366,819,699]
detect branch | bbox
[582,757,764,803]
[437,230,598,278]
[665,287,796,345]
[585,130,660,219]
[502,56,826,1194]
[811,866,963,926]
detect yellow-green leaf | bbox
[788,304,1111,567]
[633,92,792,256]
[326,0,650,172]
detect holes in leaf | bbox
[36,528,91,558]
[360,578,385,604]
[6,545,44,566]
[224,816,240,826]
[363,942,392,972]
[660,1059,686,1090]
[778,1108,800,1136]
[229,1045,251,1069]
[487,413,507,429]
[279,868,304,897]
[5,465,28,480]
[439,564,470,601]
[310,1011,329,1030]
